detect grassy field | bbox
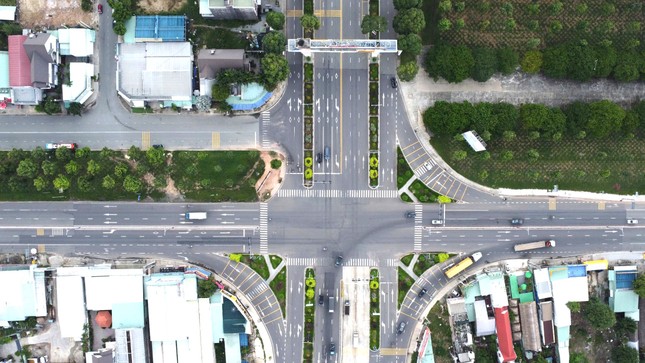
[239,254,270,280]
[435,0,645,50]
[170,150,264,202]
[426,303,452,363]
[193,27,249,49]
[432,136,645,194]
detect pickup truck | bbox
[344,300,350,315]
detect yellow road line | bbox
[409,152,425,164]
[286,9,303,17]
[212,132,221,149]
[38,244,45,253]
[445,178,457,196]
[549,198,557,211]
[380,348,407,355]
[141,132,150,149]
[598,201,605,210]
[314,9,342,17]
[36,228,44,236]
[401,141,419,151]
[459,186,468,201]
[339,56,343,170]
[422,167,441,184]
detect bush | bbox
[471,47,498,82]
[266,11,285,30]
[425,44,474,83]
[270,159,282,169]
[520,50,543,74]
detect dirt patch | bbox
[255,151,285,201]
[18,0,97,29]
[163,177,183,201]
[138,0,187,13]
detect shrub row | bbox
[425,41,645,83]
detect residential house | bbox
[54,28,97,106]
[0,50,10,100]
[0,265,47,326]
[22,33,60,89]
[199,0,259,20]
[134,15,186,42]
[8,35,43,105]
[609,266,640,350]
[519,301,541,352]
[0,6,16,21]
[197,48,246,97]
[494,306,517,362]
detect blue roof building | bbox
[134,16,186,42]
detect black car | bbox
[318,294,324,305]
[335,256,343,267]
[406,212,416,218]
[316,152,323,164]
[152,144,164,149]
[390,77,398,88]
[511,218,524,226]
[329,343,336,355]
[418,288,427,298]
[397,321,407,334]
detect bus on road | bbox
[444,252,482,279]
[45,143,77,150]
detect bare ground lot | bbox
[138,0,186,13]
[18,0,96,28]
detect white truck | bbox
[185,212,207,220]
[514,239,556,252]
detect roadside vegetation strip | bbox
[426,303,452,363]
[396,147,446,203]
[269,255,283,269]
[269,266,287,318]
[303,268,316,363]
[369,268,380,350]
[426,100,645,193]
[236,254,270,280]
[398,253,451,307]
[368,62,380,188]
[303,56,314,187]
[397,267,414,308]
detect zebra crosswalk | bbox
[285,257,399,267]
[414,160,435,176]
[261,112,271,148]
[259,203,268,254]
[51,228,65,237]
[276,189,397,199]
[414,204,423,251]
[286,257,318,266]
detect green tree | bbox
[75,146,90,159]
[266,11,285,30]
[127,145,144,161]
[393,8,425,34]
[114,163,128,178]
[41,160,57,176]
[270,159,282,169]
[197,275,219,298]
[87,160,101,176]
[583,297,616,329]
[146,147,166,167]
[566,301,581,313]
[587,100,626,138]
[520,50,543,74]
[492,102,519,135]
[570,352,589,363]
[542,45,569,78]
[261,54,289,90]
[33,176,48,191]
[77,176,91,192]
[123,175,143,193]
[438,0,452,12]
[633,273,645,297]
[55,147,72,162]
[567,44,596,82]
[497,47,518,75]
[425,44,474,83]
[398,33,422,56]
[68,102,83,116]
[102,175,116,189]
[438,18,452,32]
[361,15,387,34]
[53,174,71,191]
[615,317,637,341]
[393,0,421,10]
[611,345,638,363]
[594,45,617,78]
[613,51,642,82]
[397,61,419,81]
[17,159,38,179]
[262,31,286,54]
[520,104,550,132]
[423,101,471,136]
[471,47,498,82]
[65,160,79,175]
[300,14,321,31]
[212,82,231,102]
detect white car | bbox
[628,219,639,225]
[431,219,443,225]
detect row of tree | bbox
[424,100,645,140]
[425,41,645,83]
[108,0,135,36]
[390,0,425,81]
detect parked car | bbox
[98,4,103,14]
[418,288,427,298]
[390,77,398,88]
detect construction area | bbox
[18,0,97,29]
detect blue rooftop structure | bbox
[135,16,186,42]
[616,271,636,289]
[567,265,587,278]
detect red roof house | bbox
[494,306,516,362]
[8,35,30,87]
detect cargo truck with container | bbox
[344,300,350,315]
[514,239,556,252]
[444,252,482,279]
[185,212,207,220]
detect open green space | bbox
[427,101,645,194]
[426,303,452,363]
[369,269,380,350]
[193,27,249,49]
[170,150,264,202]
[237,254,270,280]
[269,266,286,318]
[303,268,316,363]
[397,267,414,308]
[269,255,283,269]
[436,0,645,51]
[160,0,255,28]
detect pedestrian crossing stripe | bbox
[261,112,271,148]
[259,203,268,254]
